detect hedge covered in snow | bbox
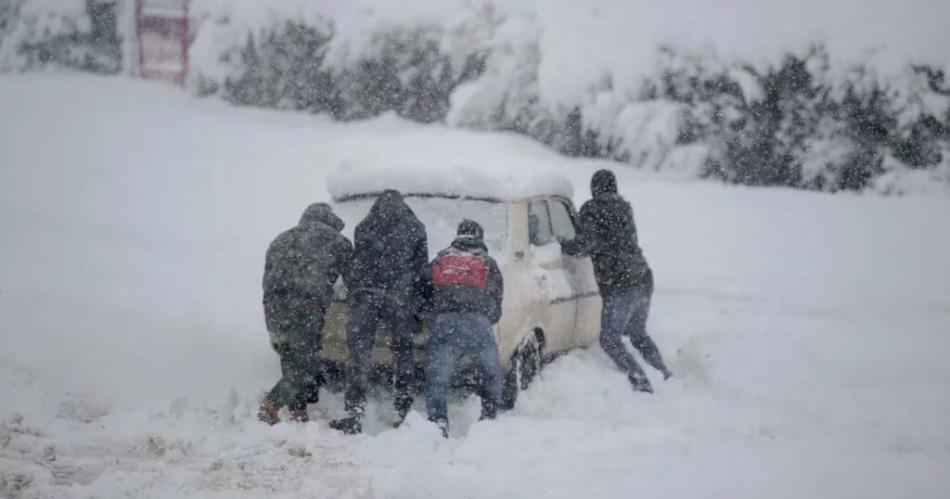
[0,0,124,74]
[4,0,950,194]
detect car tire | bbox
[500,332,543,411]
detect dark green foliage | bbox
[224,22,337,114]
[559,107,605,158]
[892,116,944,168]
[13,1,121,74]
[704,50,830,187]
[0,0,20,33]
[223,24,482,124]
[829,82,895,189]
[890,65,950,168]
[336,29,461,123]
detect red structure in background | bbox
[135,0,190,85]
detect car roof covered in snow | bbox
[327,165,574,203]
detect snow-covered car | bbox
[320,167,602,405]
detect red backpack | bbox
[432,254,489,289]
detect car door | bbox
[527,198,578,354]
[548,197,602,348]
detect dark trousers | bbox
[263,296,325,412]
[600,287,668,382]
[424,312,502,427]
[265,339,322,411]
[343,293,418,418]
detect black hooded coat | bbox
[561,170,653,295]
[263,203,353,336]
[347,190,429,309]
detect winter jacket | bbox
[347,190,429,309]
[263,203,353,309]
[561,170,653,296]
[427,237,504,324]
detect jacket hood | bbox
[299,202,344,231]
[591,169,618,197]
[369,189,414,219]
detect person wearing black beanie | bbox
[562,170,672,392]
[424,219,505,437]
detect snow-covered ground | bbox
[1,74,949,499]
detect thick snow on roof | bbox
[327,164,574,203]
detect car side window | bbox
[549,199,577,241]
[528,199,553,246]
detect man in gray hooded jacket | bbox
[259,203,353,424]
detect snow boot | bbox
[258,401,280,425]
[661,368,673,381]
[432,418,449,439]
[329,416,362,435]
[305,388,320,405]
[394,395,412,425]
[629,373,654,394]
[289,409,309,423]
[479,399,497,421]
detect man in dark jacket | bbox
[330,190,429,434]
[424,219,504,437]
[561,170,672,393]
[259,203,353,424]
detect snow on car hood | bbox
[327,163,574,203]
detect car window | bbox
[549,199,577,241]
[528,199,553,246]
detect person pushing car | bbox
[259,203,353,424]
[424,219,504,437]
[330,190,429,435]
[561,169,672,393]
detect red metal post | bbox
[136,0,191,84]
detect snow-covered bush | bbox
[0,0,120,74]
[189,4,487,123]
[448,11,565,148]
[890,65,950,168]
[331,26,466,122]
[0,1,20,33]
[4,0,950,194]
[219,20,335,113]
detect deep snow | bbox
[1,74,949,499]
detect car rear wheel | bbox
[500,330,544,410]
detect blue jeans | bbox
[601,288,668,383]
[424,312,502,426]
